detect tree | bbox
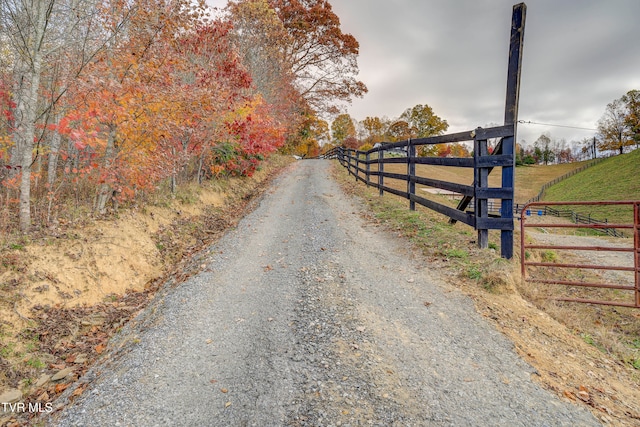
[289,110,328,157]
[581,136,597,160]
[399,104,448,138]
[386,120,413,142]
[622,89,640,149]
[342,136,359,149]
[361,116,384,145]
[597,98,633,155]
[268,0,367,115]
[331,113,355,145]
[228,0,292,107]
[0,0,135,231]
[2,0,62,231]
[534,133,554,165]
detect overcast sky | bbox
[209,0,640,146]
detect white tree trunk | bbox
[95,125,117,214]
[17,48,45,232]
[3,0,54,232]
[47,110,63,187]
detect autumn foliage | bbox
[0,0,366,232]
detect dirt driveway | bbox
[46,160,599,426]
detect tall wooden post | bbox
[475,134,489,249]
[501,2,526,259]
[378,148,384,196]
[366,152,371,186]
[408,139,416,211]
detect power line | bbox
[517,120,597,131]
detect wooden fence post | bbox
[355,150,359,182]
[475,133,489,249]
[378,148,384,196]
[500,2,526,259]
[346,149,350,176]
[408,139,416,211]
[366,151,370,186]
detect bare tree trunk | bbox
[198,154,204,185]
[2,0,54,232]
[95,125,117,214]
[17,53,44,232]
[171,146,177,194]
[47,110,62,186]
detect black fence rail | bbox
[323,3,526,259]
[325,123,517,257]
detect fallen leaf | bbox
[578,390,590,401]
[205,339,213,344]
[423,301,432,307]
[225,401,232,408]
[94,344,106,354]
[221,388,228,393]
[54,383,70,394]
[563,390,576,400]
[65,354,77,363]
[70,385,87,400]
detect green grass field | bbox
[543,149,640,223]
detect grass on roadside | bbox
[331,160,640,377]
[333,162,515,296]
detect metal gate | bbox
[520,201,640,308]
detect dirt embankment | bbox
[0,156,292,425]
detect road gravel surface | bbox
[48,160,600,426]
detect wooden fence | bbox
[324,124,516,258]
[324,3,526,259]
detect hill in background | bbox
[543,149,640,223]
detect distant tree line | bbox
[516,89,640,165]
[324,89,640,165]
[322,104,470,158]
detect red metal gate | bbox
[520,201,640,308]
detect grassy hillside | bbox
[543,149,640,223]
[514,160,595,203]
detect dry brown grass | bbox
[333,160,640,426]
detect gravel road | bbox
[47,160,600,426]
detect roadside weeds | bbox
[331,161,640,427]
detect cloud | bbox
[330,0,640,144]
